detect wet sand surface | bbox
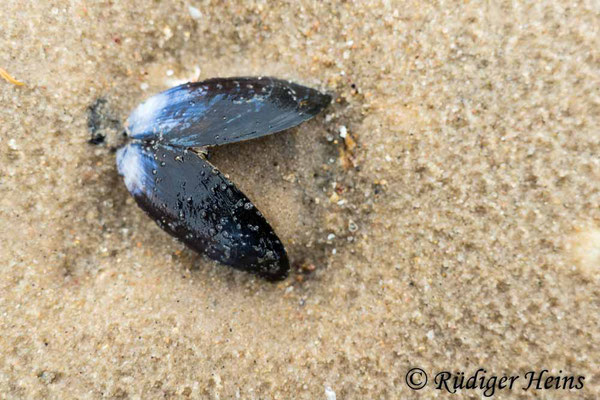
[1,1,599,398]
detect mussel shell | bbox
[116,141,289,281]
[127,77,331,147]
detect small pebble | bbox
[325,386,336,400]
[348,220,358,232]
[188,5,202,19]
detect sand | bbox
[1,0,599,398]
